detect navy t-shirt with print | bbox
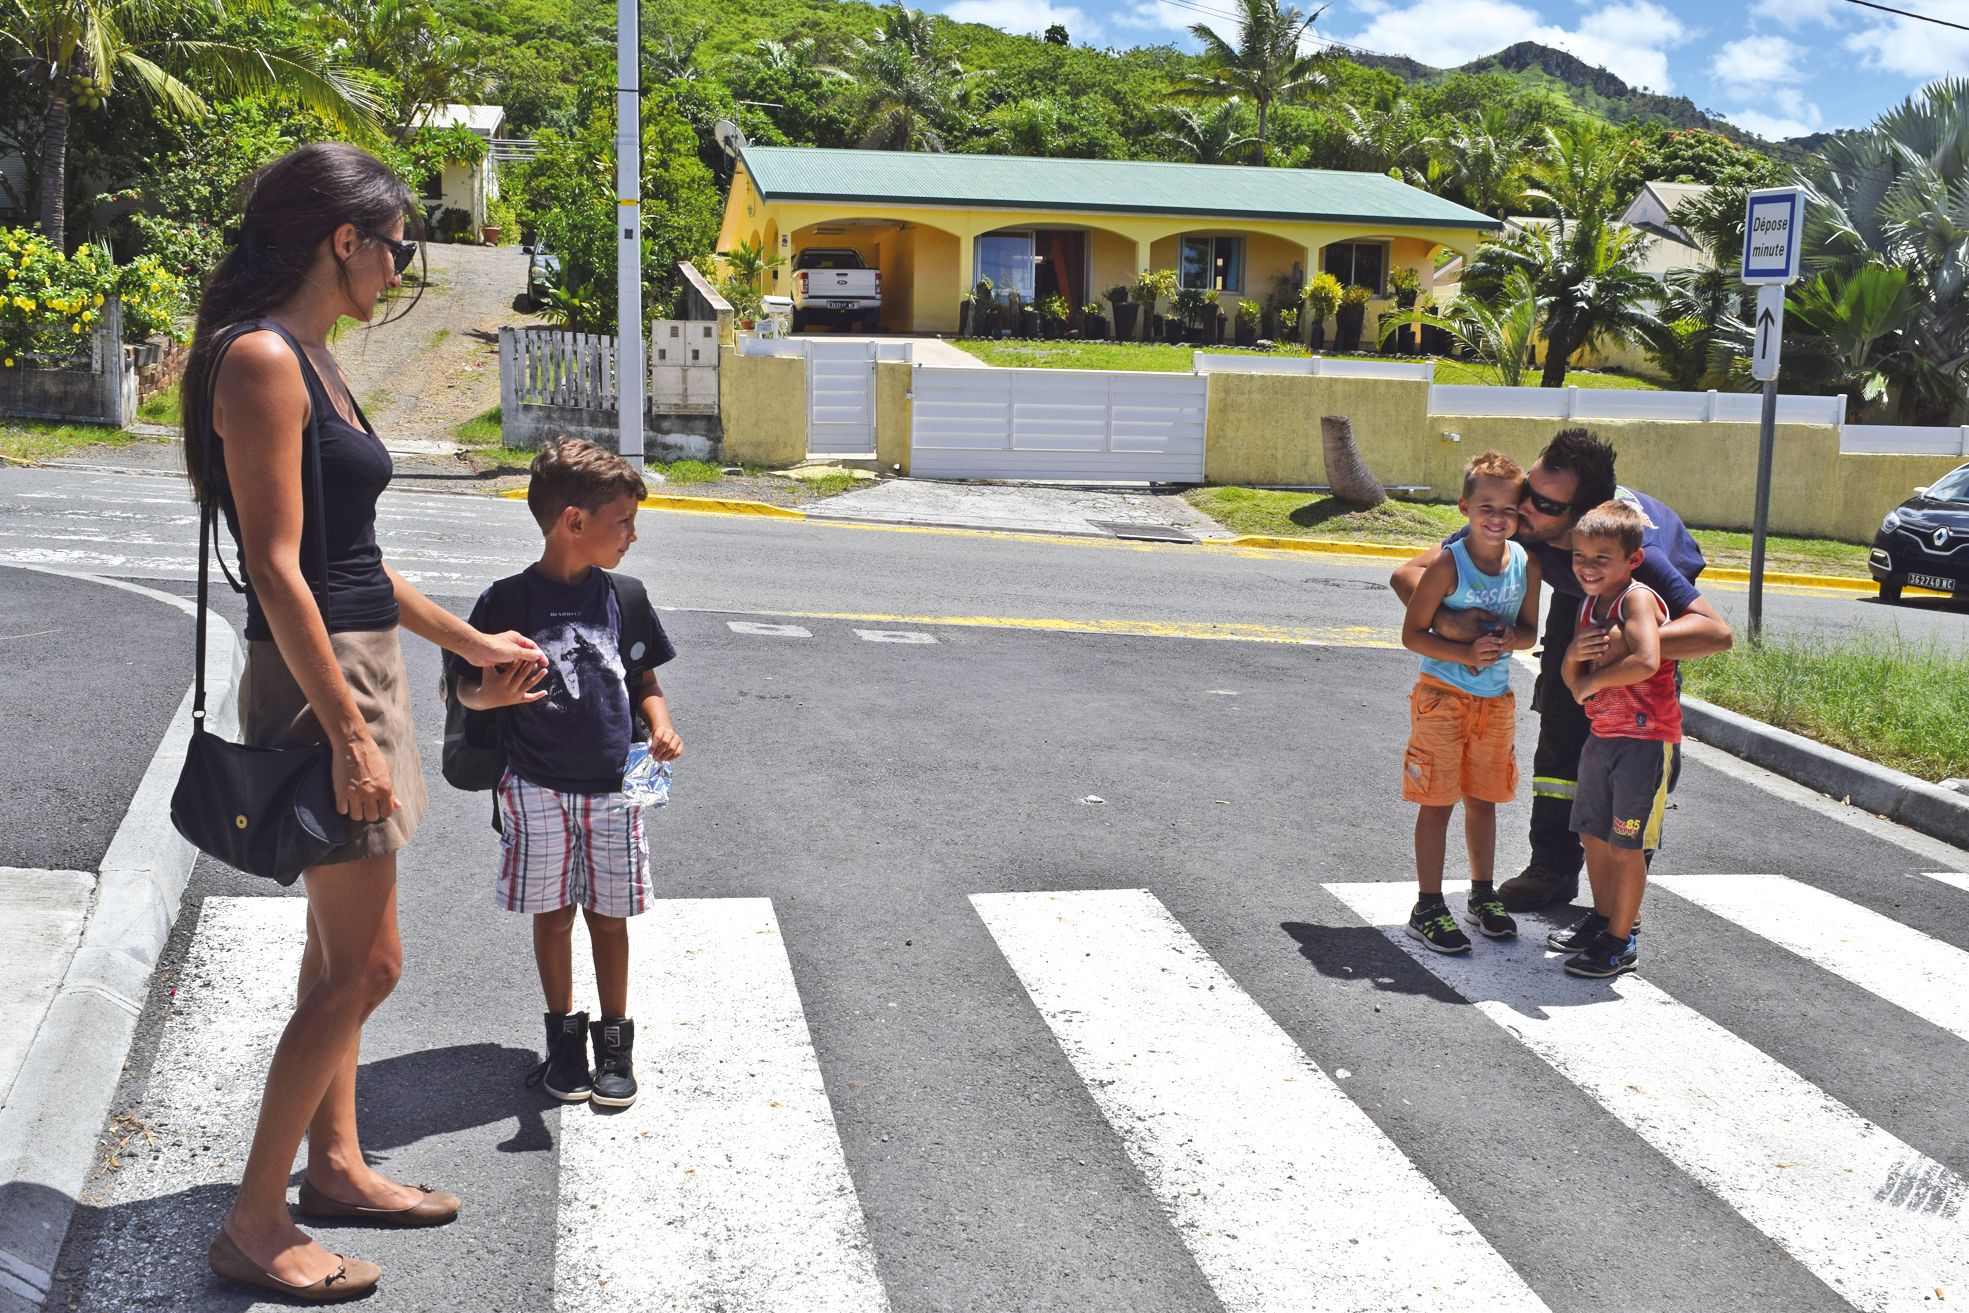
[456,566,675,795]
[1447,485,1706,617]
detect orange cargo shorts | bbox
[1401,674,1519,806]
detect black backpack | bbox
[440,570,662,792]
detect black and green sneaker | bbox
[1547,912,1642,953]
[1407,900,1472,954]
[1464,888,1518,939]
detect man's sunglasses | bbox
[365,230,418,275]
[1520,481,1573,517]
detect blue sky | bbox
[925,0,1965,139]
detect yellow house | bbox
[717,144,1499,338]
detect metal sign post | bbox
[1740,186,1806,640]
[615,0,644,471]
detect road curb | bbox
[1212,536,1420,560]
[1682,695,1969,850]
[498,486,809,520]
[0,572,244,1313]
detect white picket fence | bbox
[499,321,719,416]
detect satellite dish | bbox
[713,118,746,157]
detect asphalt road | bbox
[5,466,1968,1312]
[2,467,1967,651]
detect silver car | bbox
[522,239,560,310]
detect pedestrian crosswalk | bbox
[66,870,1969,1312]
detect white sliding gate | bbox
[807,340,880,456]
[909,366,1208,483]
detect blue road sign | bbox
[1741,186,1805,285]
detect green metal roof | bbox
[739,145,1498,231]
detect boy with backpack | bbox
[445,439,682,1107]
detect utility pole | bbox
[616,0,644,471]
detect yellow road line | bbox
[746,607,1404,648]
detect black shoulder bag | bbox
[168,324,348,884]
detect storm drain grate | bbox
[1089,521,1198,544]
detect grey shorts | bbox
[1569,736,1679,851]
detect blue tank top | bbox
[1420,538,1528,698]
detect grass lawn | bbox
[952,339,1659,389]
[0,418,168,464]
[137,381,181,426]
[1185,487,1874,579]
[1684,633,1969,780]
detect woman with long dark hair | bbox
[183,142,544,1302]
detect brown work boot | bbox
[1497,865,1579,911]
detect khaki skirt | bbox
[239,627,429,867]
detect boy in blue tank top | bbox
[1399,451,1543,953]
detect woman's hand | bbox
[469,659,551,710]
[463,629,547,671]
[332,731,399,822]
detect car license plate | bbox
[829,300,855,309]
[1907,572,1956,591]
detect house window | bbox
[975,232,1035,302]
[1323,241,1388,294]
[1179,236,1242,292]
[421,171,444,203]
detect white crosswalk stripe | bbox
[727,621,813,637]
[1324,879,1969,1313]
[853,630,938,644]
[1918,871,1969,894]
[558,898,889,1313]
[972,888,1550,1313]
[1656,873,1969,1044]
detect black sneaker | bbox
[1407,903,1472,954]
[525,1010,592,1102]
[590,1017,639,1109]
[1547,913,1642,953]
[1563,930,1639,979]
[1497,865,1580,912]
[1464,889,1517,939]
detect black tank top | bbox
[211,318,399,641]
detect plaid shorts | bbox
[495,771,651,917]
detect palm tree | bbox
[1469,219,1663,387]
[1338,100,1436,186]
[310,0,483,133]
[1523,119,1627,230]
[1444,109,1531,217]
[1152,99,1257,165]
[1179,0,1332,166]
[7,0,381,246]
[1380,270,1540,386]
[1639,263,1737,391]
[837,1,971,152]
[1801,78,1969,421]
[1779,265,1933,413]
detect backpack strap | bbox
[485,571,530,638]
[605,571,659,682]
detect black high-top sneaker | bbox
[524,1011,593,1102]
[590,1017,638,1109]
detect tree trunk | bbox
[1256,102,1270,166]
[1321,415,1387,507]
[1540,330,1576,388]
[38,87,72,247]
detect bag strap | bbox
[191,321,331,729]
[606,571,659,682]
[445,571,530,698]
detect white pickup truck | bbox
[789,247,881,333]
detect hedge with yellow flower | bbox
[0,228,189,368]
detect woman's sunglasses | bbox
[1520,481,1573,517]
[365,230,418,275]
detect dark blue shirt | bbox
[459,566,675,795]
[1448,485,1706,617]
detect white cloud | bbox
[1707,34,1807,99]
[1336,0,1546,69]
[941,0,1097,38]
[1844,16,1969,80]
[1335,0,1689,89]
[1748,0,1842,27]
[1724,106,1823,139]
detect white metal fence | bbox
[500,321,719,416]
[1194,353,1432,381]
[910,366,1208,483]
[1839,424,1969,457]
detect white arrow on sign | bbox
[1751,283,1785,382]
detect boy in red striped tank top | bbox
[1559,501,1683,979]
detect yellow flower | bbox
[72,322,83,333]
[2,357,12,368]
[93,293,103,307]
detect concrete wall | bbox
[1198,368,1964,542]
[875,360,911,475]
[719,347,807,467]
[501,404,720,461]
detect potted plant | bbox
[1235,298,1262,347]
[1011,291,1039,338]
[1302,272,1341,351]
[958,292,973,337]
[1388,267,1422,353]
[1416,292,1450,355]
[1171,286,1206,343]
[1335,283,1372,353]
[1106,284,1134,341]
[1133,270,1161,342]
[1080,301,1107,340]
[970,278,996,338]
[1278,305,1299,345]
[1203,288,1224,344]
[1041,292,1071,339]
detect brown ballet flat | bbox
[208,1229,380,1303]
[296,1178,461,1227]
